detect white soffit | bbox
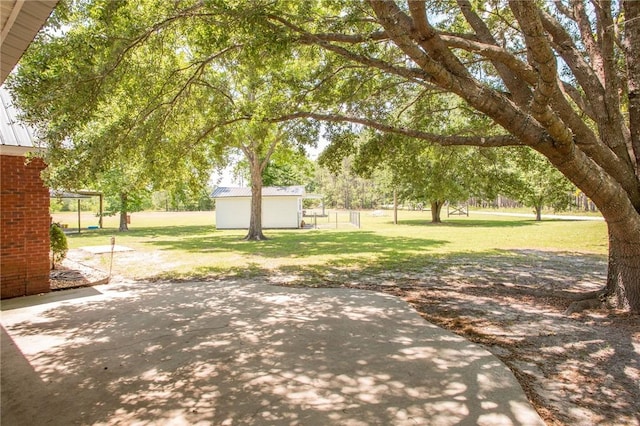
[1,0,59,83]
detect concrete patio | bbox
[1,279,544,425]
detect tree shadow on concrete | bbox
[332,249,638,426]
[1,281,542,425]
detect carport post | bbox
[99,194,103,228]
[77,199,81,234]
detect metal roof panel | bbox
[0,86,39,149]
[212,186,305,198]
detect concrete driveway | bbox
[1,279,544,425]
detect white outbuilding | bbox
[212,186,305,229]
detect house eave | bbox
[1,1,59,83]
[0,144,42,156]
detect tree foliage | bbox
[9,0,318,240]
[501,148,576,221]
[9,0,640,311]
[315,157,382,210]
[257,0,640,312]
[232,144,316,188]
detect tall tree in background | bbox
[322,132,477,223]
[502,148,576,221]
[318,156,380,210]
[98,168,149,232]
[320,92,511,223]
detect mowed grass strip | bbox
[51,210,608,281]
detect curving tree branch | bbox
[274,111,523,147]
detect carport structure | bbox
[50,189,104,233]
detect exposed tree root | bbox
[563,287,609,315]
[243,234,268,241]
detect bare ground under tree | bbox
[56,249,639,426]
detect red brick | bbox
[1,154,50,299]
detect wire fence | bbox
[303,210,361,229]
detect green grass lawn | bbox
[51,209,608,281]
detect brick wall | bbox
[1,154,50,299]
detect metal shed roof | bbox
[49,189,100,199]
[212,186,305,198]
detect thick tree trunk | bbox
[430,200,443,223]
[606,230,640,313]
[119,193,129,232]
[603,1,640,313]
[624,0,640,175]
[245,160,267,241]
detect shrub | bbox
[50,223,68,270]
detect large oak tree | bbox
[262,0,640,312]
